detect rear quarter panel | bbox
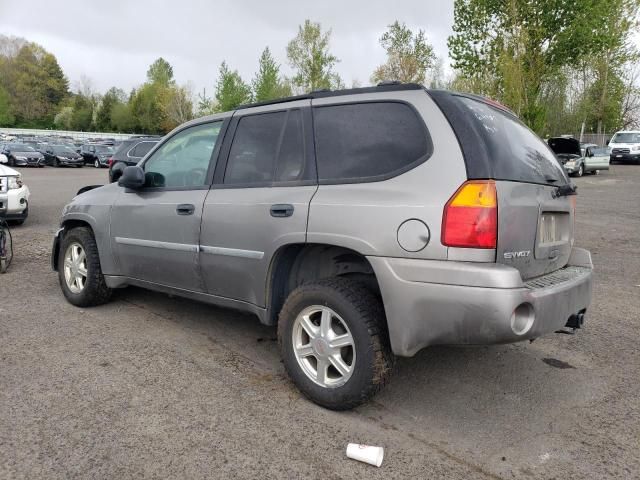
[307,90,467,260]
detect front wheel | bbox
[278,277,394,410]
[53,158,59,167]
[576,164,584,177]
[94,159,100,168]
[58,227,112,307]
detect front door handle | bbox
[270,204,294,218]
[176,204,195,215]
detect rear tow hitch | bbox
[555,311,586,335]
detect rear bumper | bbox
[368,248,593,357]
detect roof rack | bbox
[236,82,424,110]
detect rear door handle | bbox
[270,204,294,218]
[176,204,195,215]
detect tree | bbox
[111,102,136,132]
[196,88,215,116]
[447,0,636,133]
[147,57,174,86]
[165,85,194,129]
[371,21,436,84]
[0,85,15,126]
[286,20,341,92]
[130,82,168,134]
[95,87,126,131]
[70,94,94,131]
[214,61,252,112]
[252,47,292,102]
[54,106,73,130]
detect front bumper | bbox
[563,163,580,174]
[610,153,640,163]
[14,157,43,167]
[60,158,84,166]
[368,248,593,357]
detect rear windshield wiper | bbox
[554,183,577,197]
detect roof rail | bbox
[236,82,424,110]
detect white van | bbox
[609,130,640,164]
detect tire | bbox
[53,158,59,168]
[58,227,112,307]
[576,164,584,177]
[278,277,394,410]
[94,159,100,168]
[9,156,15,167]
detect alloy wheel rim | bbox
[292,305,356,388]
[63,242,88,293]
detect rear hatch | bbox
[429,91,575,280]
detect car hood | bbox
[548,137,581,156]
[0,164,20,176]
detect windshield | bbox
[7,143,35,152]
[52,146,76,155]
[611,132,640,143]
[94,145,114,153]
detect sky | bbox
[0,0,455,96]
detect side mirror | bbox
[118,166,145,190]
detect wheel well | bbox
[265,244,381,325]
[53,220,95,270]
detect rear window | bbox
[457,97,567,185]
[313,102,430,182]
[130,141,157,158]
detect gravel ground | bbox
[0,165,639,479]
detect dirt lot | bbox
[1,165,639,479]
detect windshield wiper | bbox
[555,183,577,197]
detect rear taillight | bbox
[107,157,113,167]
[442,180,497,248]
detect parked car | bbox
[42,145,85,167]
[0,156,30,224]
[548,137,607,176]
[80,143,115,168]
[51,84,593,410]
[582,145,610,173]
[1,143,45,167]
[608,130,640,164]
[108,137,160,182]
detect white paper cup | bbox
[346,443,384,467]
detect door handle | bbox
[270,204,294,218]
[176,204,195,215]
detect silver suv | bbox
[52,84,593,410]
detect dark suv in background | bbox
[108,136,160,182]
[80,143,116,168]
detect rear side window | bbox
[224,109,306,185]
[313,102,430,182]
[131,141,156,158]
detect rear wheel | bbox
[94,159,100,168]
[278,277,394,410]
[53,158,59,167]
[8,156,15,167]
[58,227,112,307]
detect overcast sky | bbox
[0,0,454,96]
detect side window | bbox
[131,141,155,158]
[143,122,222,188]
[224,109,306,185]
[313,102,429,182]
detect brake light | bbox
[442,180,497,248]
[107,157,113,167]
